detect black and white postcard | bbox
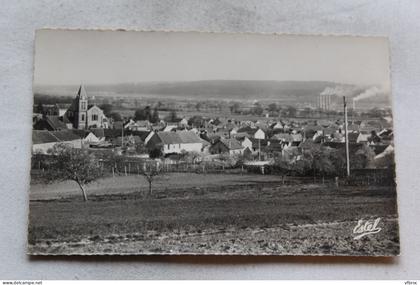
[28,30,399,256]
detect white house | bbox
[83,132,104,145]
[237,136,253,150]
[209,138,245,155]
[146,131,203,154]
[253,128,265,140]
[125,119,151,131]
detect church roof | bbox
[66,85,88,114]
[77,85,88,98]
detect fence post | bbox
[124,165,127,176]
[112,167,115,178]
[335,177,339,188]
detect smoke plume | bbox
[353,86,384,101]
[320,85,360,97]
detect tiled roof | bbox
[157,131,202,144]
[32,130,81,144]
[46,116,67,130]
[90,128,105,138]
[51,130,82,141]
[219,138,243,150]
[32,131,58,144]
[272,133,293,141]
[237,126,258,135]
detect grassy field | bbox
[28,173,399,255]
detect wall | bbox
[87,106,106,128]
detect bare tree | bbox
[45,143,102,201]
[142,161,162,196]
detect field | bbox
[28,173,399,255]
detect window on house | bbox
[81,114,85,121]
[92,114,98,121]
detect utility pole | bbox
[121,122,124,148]
[343,96,350,177]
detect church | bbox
[64,85,109,130]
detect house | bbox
[83,131,101,144]
[56,104,70,117]
[236,126,265,140]
[163,125,178,132]
[32,130,82,154]
[124,119,151,131]
[265,141,283,154]
[253,128,266,140]
[125,135,142,145]
[143,131,155,145]
[347,124,360,133]
[209,138,245,155]
[90,128,105,141]
[229,127,238,137]
[146,131,203,155]
[282,146,301,162]
[374,144,394,160]
[378,129,393,143]
[237,136,253,150]
[270,122,284,129]
[33,104,59,116]
[179,118,189,128]
[130,130,153,143]
[63,85,109,130]
[289,134,303,146]
[357,132,370,143]
[303,125,323,139]
[33,115,68,131]
[271,133,293,143]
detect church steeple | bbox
[77,84,88,100]
[77,84,88,129]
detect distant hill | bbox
[34,80,390,107]
[35,80,349,100]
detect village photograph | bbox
[28,30,399,255]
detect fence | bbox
[31,153,395,186]
[98,160,244,176]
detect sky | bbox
[34,29,391,88]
